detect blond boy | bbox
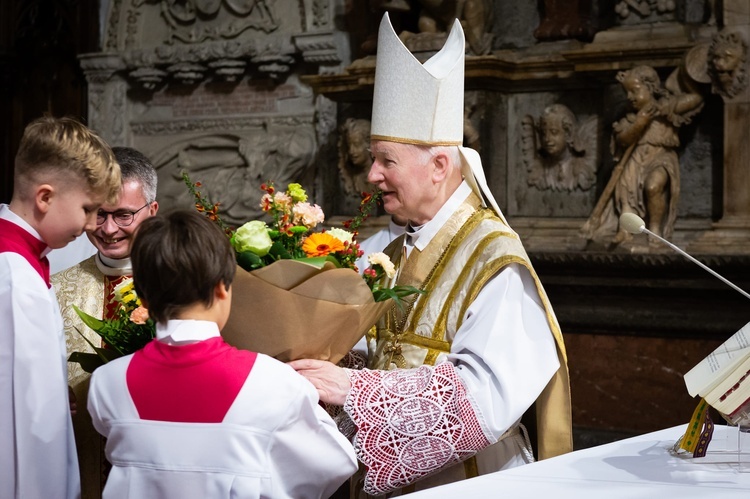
[0,116,120,499]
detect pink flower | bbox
[293,202,325,229]
[130,306,150,325]
[273,192,293,212]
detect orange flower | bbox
[302,233,346,257]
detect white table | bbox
[404,425,750,498]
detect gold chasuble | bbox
[368,192,572,462]
[52,255,130,499]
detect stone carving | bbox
[582,65,704,247]
[464,92,482,152]
[101,1,340,89]
[707,29,748,101]
[534,0,597,42]
[311,0,330,28]
[131,115,313,136]
[521,104,598,192]
[372,0,494,55]
[144,0,279,44]
[155,128,317,225]
[614,0,676,21]
[338,118,374,197]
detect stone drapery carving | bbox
[582,64,705,247]
[152,126,317,226]
[521,104,598,192]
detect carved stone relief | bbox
[143,0,280,44]
[534,0,598,41]
[521,104,599,192]
[707,28,748,101]
[582,64,705,247]
[615,0,677,24]
[337,118,373,197]
[371,0,494,55]
[150,125,317,226]
[99,0,341,90]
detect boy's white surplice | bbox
[88,320,357,499]
[0,204,80,499]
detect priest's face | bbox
[88,179,158,260]
[367,140,437,225]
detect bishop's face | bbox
[367,140,435,225]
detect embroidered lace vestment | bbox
[345,192,572,495]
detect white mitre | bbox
[370,13,509,226]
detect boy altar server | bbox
[0,115,121,499]
[87,210,357,499]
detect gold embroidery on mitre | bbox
[369,134,463,147]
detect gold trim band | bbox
[370,134,463,147]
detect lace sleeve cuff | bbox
[344,362,491,495]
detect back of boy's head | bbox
[14,116,121,203]
[131,210,236,324]
[112,146,158,203]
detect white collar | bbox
[95,253,132,276]
[0,204,51,256]
[156,319,221,346]
[405,182,471,253]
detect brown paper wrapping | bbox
[221,260,391,363]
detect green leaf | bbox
[268,241,292,260]
[237,250,263,271]
[67,352,105,374]
[72,305,106,333]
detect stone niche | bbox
[81,0,347,227]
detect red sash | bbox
[0,218,50,287]
[103,274,129,320]
[126,337,257,423]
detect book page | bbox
[706,355,750,410]
[684,320,750,397]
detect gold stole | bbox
[372,194,482,370]
[370,192,573,466]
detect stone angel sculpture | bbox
[521,104,598,192]
[581,65,704,247]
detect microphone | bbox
[619,213,750,301]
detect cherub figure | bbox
[582,65,704,246]
[337,118,374,196]
[522,104,598,192]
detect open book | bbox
[683,320,750,424]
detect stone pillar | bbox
[690,0,750,253]
[79,53,127,146]
[720,1,750,223]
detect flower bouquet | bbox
[184,173,421,363]
[68,278,156,373]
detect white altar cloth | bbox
[404,424,750,498]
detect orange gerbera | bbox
[302,232,346,257]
